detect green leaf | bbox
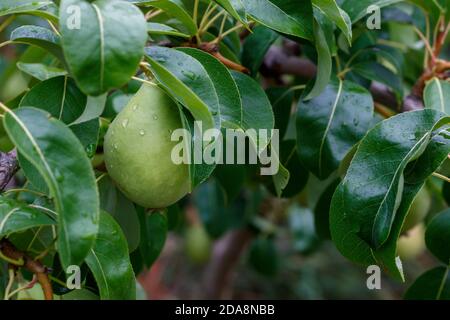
[266,87,293,140]
[16,62,67,81]
[405,267,450,300]
[103,90,133,118]
[3,107,99,269]
[424,78,450,114]
[98,176,141,252]
[289,205,321,254]
[177,47,242,128]
[194,179,228,238]
[71,94,107,125]
[137,208,168,268]
[60,0,148,96]
[85,212,135,300]
[243,0,313,40]
[17,153,49,194]
[130,0,197,35]
[179,108,216,188]
[147,22,190,38]
[425,209,450,264]
[314,179,340,240]
[10,25,64,62]
[20,76,87,124]
[231,71,275,153]
[241,25,279,77]
[61,289,99,300]
[341,0,403,23]
[0,197,55,237]
[144,46,215,130]
[0,1,58,22]
[215,0,249,26]
[69,118,100,153]
[268,140,308,198]
[248,236,279,277]
[351,61,403,100]
[330,110,450,279]
[297,79,374,179]
[312,0,352,43]
[305,9,333,100]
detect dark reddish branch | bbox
[198,42,250,74]
[201,228,253,299]
[260,44,420,111]
[0,239,53,300]
[262,46,317,80]
[0,150,18,191]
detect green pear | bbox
[104,83,189,208]
[185,225,212,264]
[397,223,426,260]
[402,186,431,232]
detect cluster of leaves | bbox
[0,0,449,300]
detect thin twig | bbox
[433,172,450,183]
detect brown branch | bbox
[0,150,18,191]
[198,42,249,74]
[0,239,53,300]
[201,228,253,299]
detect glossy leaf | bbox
[10,25,64,62]
[85,212,135,300]
[179,107,216,188]
[0,197,55,237]
[241,25,279,77]
[71,94,107,125]
[177,47,242,129]
[215,0,248,25]
[144,46,215,130]
[16,62,67,81]
[60,0,148,96]
[0,1,58,22]
[147,22,189,38]
[268,140,308,198]
[314,179,340,239]
[351,61,403,100]
[424,78,450,114]
[405,267,450,300]
[3,107,99,269]
[69,118,100,152]
[297,79,374,179]
[243,0,313,40]
[312,0,352,43]
[231,71,275,153]
[266,87,293,140]
[20,76,87,124]
[341,0,403,22]
[305,9,333,100]
[130,0,197,35]
[425,210,450,264]
[330,110,450,279]
[98,176,141,252]
[138,208,168,268]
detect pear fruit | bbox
[402,186,431,232]
[104,83,189,208]
[185,225,212,264]
[397,223,426,260]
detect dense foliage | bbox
[0,0,449,300]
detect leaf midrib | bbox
[92,3,105,92]
[318,79,343,177]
